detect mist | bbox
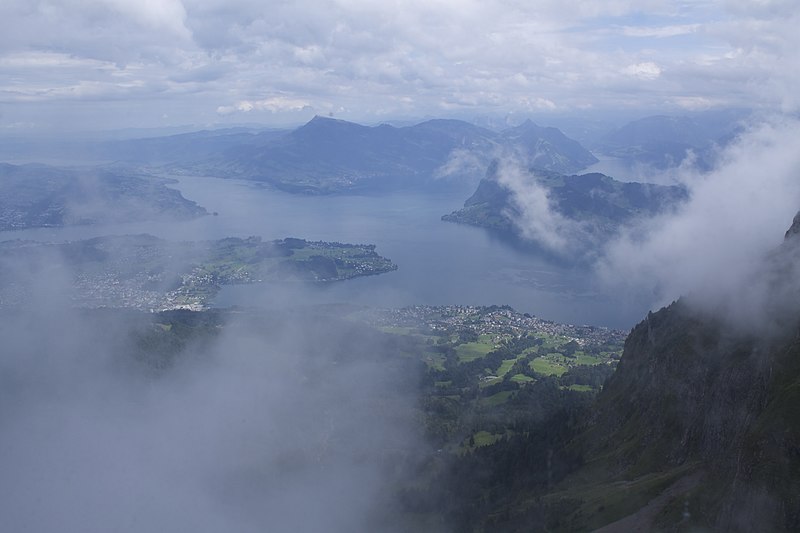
[0,250,428,533]
[493,159,583,255]
[479,113,800,331]
[596,115,800,331]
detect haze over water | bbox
[0,175,651,329]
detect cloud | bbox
[0,0,796,129]
[0,257,425,532]
[622,62,662,80]
[216,96,314,115]
[621,23,700,38]
[596,115,800,330]
[494,159,583,254]
[434,147,489,182]
[103,0,192,39]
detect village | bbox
[365,304,626,347]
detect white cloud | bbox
[102,0,192,39]
[0,0,797,129]
[597,116,800,327]
[622,24,700,38]
[0,51,111,69]
[622,62,662,80]
[216,96,314,115]
[494,160,583,254]
[669,95,718,110]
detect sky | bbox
[0,0,798,132]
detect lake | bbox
[0,176,653,329]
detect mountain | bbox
[98,127,287,164]
[421,213,800,531]
[442,161,687,250]
[501,119,598,174]
[69,116,593,194]
[210,116,497,193]
[212,116,600,193]
[786,212,800,239]
[536,216,800,531]
[0,163,207,230]
[4,117,599,194]
[597,110,748,170]
[0,127,287,166]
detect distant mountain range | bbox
[100,111,745,192]
[0,163,207,231]
[1,110,753,194]
[60,116,594,194]
[443,160,687,252]
[190,116,599,193]
[594,109,749,170]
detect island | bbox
[0,234,397,310]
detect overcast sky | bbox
[0,0,798,132]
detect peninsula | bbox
[0,235,397,310]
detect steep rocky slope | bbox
[544,216,800,531]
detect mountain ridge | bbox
[542,213,800,531]
[216,116,597,193]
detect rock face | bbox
[785,211,800,239]
[554,217,800,531]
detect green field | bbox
[481,390,516,406]
[495,358,518,377]
[456,340,495,363]
[423,351,447,371]
[471,430,503,447]
[575,354,603,365]
[530,356,568,376]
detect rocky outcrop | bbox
[785,211,800,239]
[553,215,800,531]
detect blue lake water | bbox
[0,176,653,329]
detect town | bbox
[363,304,626,347]
[0,235,397,312]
